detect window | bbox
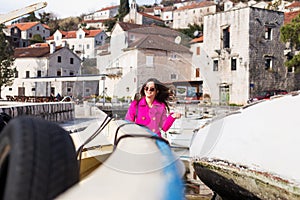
[222,27,230,48]
[37,26,40,31]
[32,88,35,91]
[85,88,90,93]
[67,88,72,92]
[196,68,200,77]
[171,73,177,80]
[70,58,74,64]
[57,70,61,76]
[57,56,61,63]
[265,27,272,40]
[288,67,294,73]
[79,34,82,39]
[130,34,135,41]
[146,56,154,67]
[70,71,74,76]
[15,71,18,78]
[265,58,272,70]
[196,47,200,55]
[37,70,42,77]
[29,33,32,38]
[231,58,237,71]
[213,60,219,71]
[26,71,30,78]
[86,44,90,49]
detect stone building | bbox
[199,6,291,105]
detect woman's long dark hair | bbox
[140,78,171,111]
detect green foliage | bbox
[30,34,43,44]
[280,13,300,71]
[58,17,81,31]
[0,25,16,98]
[176,23,203,39]
[103,18,117,32]
[118,0,130,21]
[23,12,39,22]
[285,54,300,72]
[280,14,300,49]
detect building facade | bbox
[200,6,291,105]
[46,28,107,59]
[2,44,98,99]
[4,21,50,48]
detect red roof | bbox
[286,1,300,9]
[47,29,102,40]
[190,35,204,43]
[284,10,300,24]
[96,5,119,12]
[139,12,164,21]
[14,46,63,58]
[8,22,50,31]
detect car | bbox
[247,89,288,103]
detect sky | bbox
[0,0,159,19]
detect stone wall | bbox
[0,102,74,123]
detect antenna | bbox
[174,36,181,44]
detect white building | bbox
[83,5,119,30]
[2,44,83,98]
[123,0,165,26]
[96,22,195,101]
[172,1,217,29]
[46,28,107,59]
[4,21,50,47]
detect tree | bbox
[280,14,300,72]
[0,24,16,99]
[103,18,117,32]
[177,23,203,39]
[118,0,130,21]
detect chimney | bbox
[62,40,67,47]
[50,42,56,54]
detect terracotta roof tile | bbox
[9,22,50,31]
[96,5,119,12]
[48,29,102,40]
[190,35,203,43]
[139,12,164,21]
[284,10,300,24]
[14,46,62,58]
[286,1,300,8]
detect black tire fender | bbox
[0,116,79,200]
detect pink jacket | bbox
[125,97,175,137]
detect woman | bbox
[125,78,181,137]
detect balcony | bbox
[105,67,122,78]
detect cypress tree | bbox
[0,24,16,99]
[118,0,130,21]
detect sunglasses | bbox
[144,86,156,92]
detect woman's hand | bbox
[172,112,181,119]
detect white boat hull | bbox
[59,118,186,200]
[190,92,300,199]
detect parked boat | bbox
[61,116,186,200]
[190,92,300,199]
[0,110,186,200]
